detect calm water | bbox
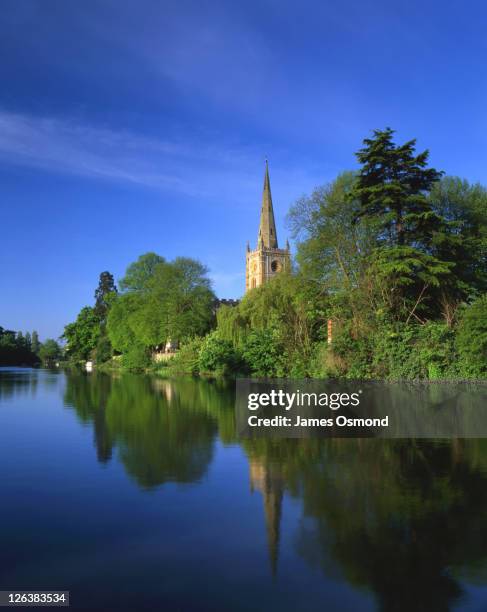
[1,369,487,611]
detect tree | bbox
[456,296,487,377]
[31,331,40,355]
[0,327,39,366]
[107,256,215,361]
[287,171,378,331]
[39,339,62,364]
[119,252,165,293]
[106,293,140,353]
[352,128,443,247]
[216,273,322,376]
[94,271,118,321]
[63,307,101,361]
[428,177,487,322]
[123,257,215,347]
[25,331,32,351]
[147,257,215,344]
[351,128,451,320]
[95,334,112,364]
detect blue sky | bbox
[1,0,487,340]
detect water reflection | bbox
[0,367,41,401]
[6,369,487,610]
[64,373,234,487]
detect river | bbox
[1,368,487,611]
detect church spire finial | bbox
[258,160,278,249]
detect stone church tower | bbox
[246,161,290,292]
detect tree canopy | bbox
[107,255,215,358]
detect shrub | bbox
[198,332,243,377]
[322,320,459,380]
[121,343,152,372]
[240,329,284,377]
[326,322,374,379]
[373,322,457,380]
[456,296,487,377]
[165,337,204,376]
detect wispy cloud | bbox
[0,110,327,208]
[0,111,200,194]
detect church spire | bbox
[258,160,278,249]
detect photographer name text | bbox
[247,389,389,428]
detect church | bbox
[245,161,290,292]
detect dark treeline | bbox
[63,129,487,379]
[0,327,63,367]
[0,328,39,366]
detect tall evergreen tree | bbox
[353,128,443,247]
[25,331,31,351]
[94,271,118,321]
[31,331,40,355]
[351,128,452,320]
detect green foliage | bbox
[288,172,381,336]
[63,306,100,362]
[216,305,249,346]
[214,273,326,377]
[241,329,284,377]
[456,296,487,377]
[284,130,487,379]
[164,337,204,376]
[349,129,458,320]
[63,373,235,485]
[322,321,458,380]
[60,130,487,380]
[106,293,140,353]
[108,256,215,355]
[64,271,118,364]
[353,128,443,247]
[288,172,375,293]
[372,322,457,380]
[95,333,113,364]
[324,323,374,379]
[94,271,118,321]
[39,339,62,364]
[119,252,165,292]
[0,326,39,366]
[428,177,487,317]
[31,331,40,355]
[198,332,243,377]
[120,343,152,372]
[147,257,215,343]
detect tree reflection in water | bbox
[63,372,487,610]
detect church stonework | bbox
[246,162,290,292]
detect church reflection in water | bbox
[62,371,487,611]
[249,458,284,575]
